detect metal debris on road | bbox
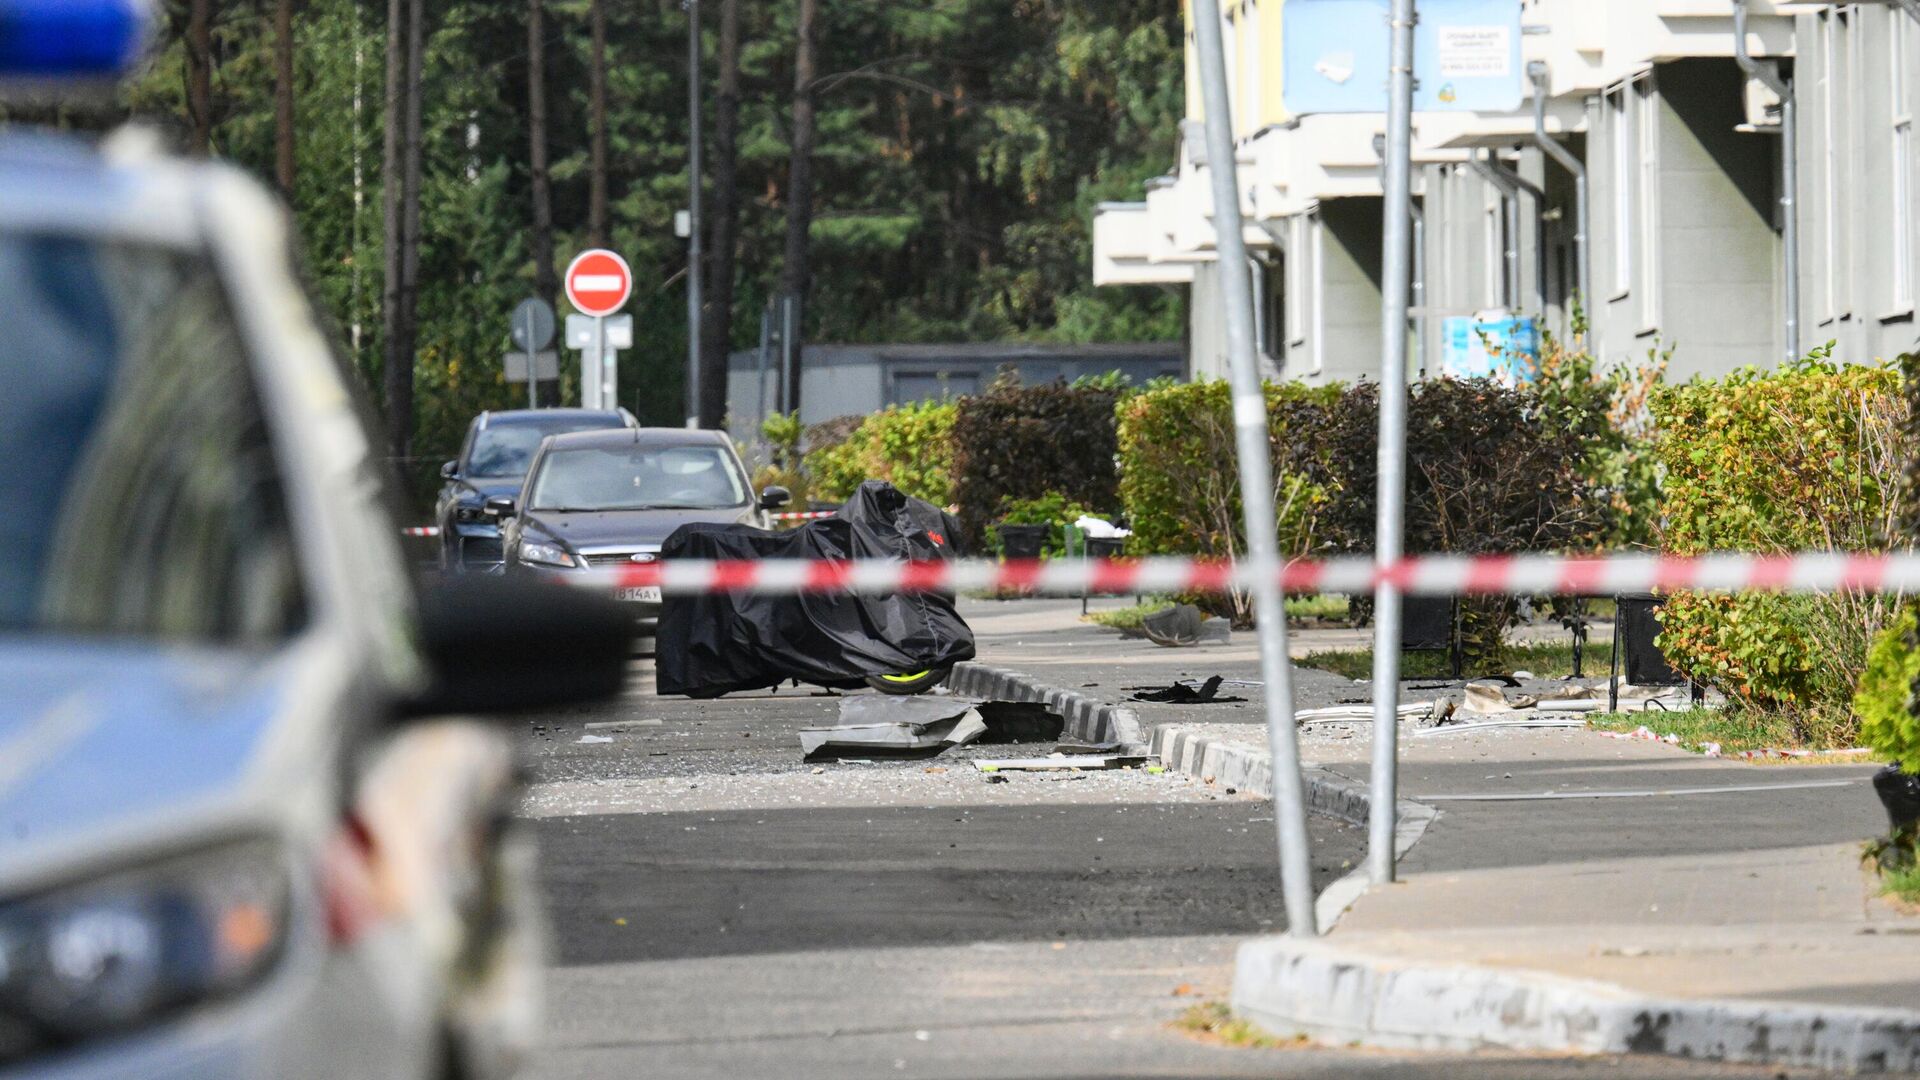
[799,695,987,762]
[1128,676,1246,704]
[971,753,1148,772]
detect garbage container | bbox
[997,523,1050,560]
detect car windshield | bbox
[466,417,618,478]
[0,233,304,643]
[529,445,748,512]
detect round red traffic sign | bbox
[564,249,633,317]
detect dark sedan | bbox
[490,428,790,637]
[434,408,637,572]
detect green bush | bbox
[986,491,1093,557]
[1857,610,1920,772]
[1653,356,1906,744]
[1116,376,1611,660]
[1115,380,1340,559]
[807,400,958,506]
[950,378,1125,547]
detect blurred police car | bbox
[0,6,631,1077]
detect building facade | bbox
[1094,0,1920,385]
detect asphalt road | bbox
[516,660,1856,1079]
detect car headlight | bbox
[0,840,289,1054]
[519,541,576,568]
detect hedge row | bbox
[1115,377,1608,649]
[1653,360,1906,746]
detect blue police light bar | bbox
[0,0,148,81]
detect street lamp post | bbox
[685,0,703,427]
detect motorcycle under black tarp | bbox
[655,482,975,698]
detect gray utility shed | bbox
[726,342,1186,433]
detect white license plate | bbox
[618,587,662,603]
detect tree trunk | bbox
[588,0,609,248]
[697,0,739,429]
[382,0,425,462]
[398,0,425,451]
[380,0,406,447]
[528,0,557,307]
[273,0,295,193]
[777,0,818,417]
[187,0,213,155]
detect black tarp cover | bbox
[655,482,975,697]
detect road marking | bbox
[1421,779,1858,802]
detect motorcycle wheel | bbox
[864,667,951,695]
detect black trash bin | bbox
[997,523,1051,560]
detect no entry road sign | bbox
[564,249,633,317]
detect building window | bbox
[1608,84,1632,298]
[1635,74,1659,331]
[1893,14,1914,313]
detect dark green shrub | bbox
[950,379,1124,547]
[1653,357,1905,744]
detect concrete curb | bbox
[1231,936,1920,1073]
[1145,724,1438,929]
[942,661,1145,751]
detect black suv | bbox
[434,408,636,571]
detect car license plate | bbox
[618,586,662,603]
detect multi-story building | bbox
[1094,0,1920,384]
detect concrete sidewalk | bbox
[964,598,1920,1072]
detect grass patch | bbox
[1171,1002,1304,1049]
[1884,864,1920,906]
[1087,594,1351,633]
[1587,706,1872,756]
[1298,639,1614,681]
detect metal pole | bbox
[756,301,772,424]
[685,0,704,427]
[1528,63,1590,330]
[779,293,798,418]
[1369,0,1417,886]
[1731,0,1798,363]
[594,315,608,411]
[522,307,537,409]
[1190,0,1318,937]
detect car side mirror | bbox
[484,496,517,518]
[758,485,793,511]
[401,576,635,718]
[440,460,459,480]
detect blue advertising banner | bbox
[1281,0,1524,116]
[1440,313,1540,383]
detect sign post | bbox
[564,249,634,411]
[510,297,556,409]
[1191,0,1319,938]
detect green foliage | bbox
[950,380,1125,547]
[1115,380,1340,564]
[111,0,1186,495]
[807,401,957,506]
[985,492,1092,557]
[1116,377,1610,653]
[751,412,811,510]
[1524,330,1667,549]
[1652,357,1906,744]
[1858,610,1920,772]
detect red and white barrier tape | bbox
[567,550,1920,597]
[769,511,837,522]
[402,526,441,538]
